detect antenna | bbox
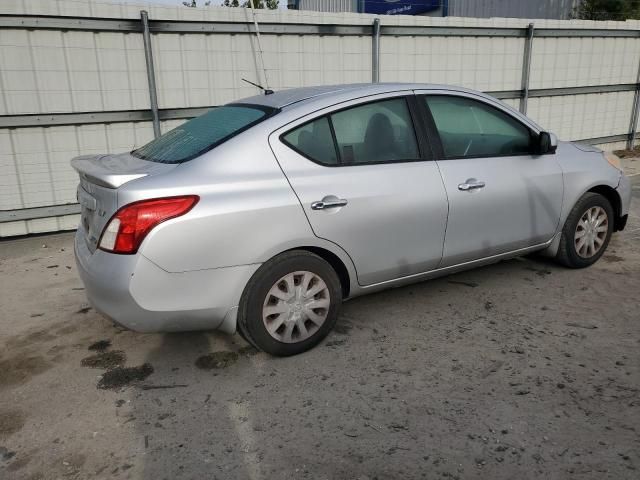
[242,77,274,95]
[248,0,271,93]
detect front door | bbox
[418,93,564,267]
[270,93,449,286]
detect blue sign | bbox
[362,0,440,16]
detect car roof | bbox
[236,82,496,110]
[234,82,543,134]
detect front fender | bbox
[540,143,622,257]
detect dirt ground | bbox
[1,177,639,480]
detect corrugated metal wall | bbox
[1,0,639,237]
[448,0,581,20]
[293,0,581,19]
[295,0,359,13]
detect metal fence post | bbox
[519,23,534,114]
[372,18,380,83]
[140,10,161,138]
[626,60,640,149]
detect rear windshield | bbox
[132,104,276,163]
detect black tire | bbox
[555,192,614,268]
[237,250,342,356]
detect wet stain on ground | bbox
[81,350,126,370]
[5,455,31,473]
[0,410,26,437]
[0,356,51,387]
[88,340,111,352]
[195,351,239,370]
[97,363,154,390]
[238,345,258,356]
[75,306,92,314]
[604,254,624,263]
[0,446,16,461]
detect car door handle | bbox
[458,180,486,191]
[311,198,348,210]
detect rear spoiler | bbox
[71,154,156,189]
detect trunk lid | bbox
[71,153,178,252]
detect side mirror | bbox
[535,131,557,155]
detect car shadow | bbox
[128,255,567,479]
[130,331,264,480]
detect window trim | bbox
[419,94,537,161]
[279,95,429,168]
[407,94,435,161]
[131,103,279,164]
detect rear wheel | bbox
[556,192,614,268]
[237,250,342,356]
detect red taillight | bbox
[98,196,199,254]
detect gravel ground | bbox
[0,176,638,480]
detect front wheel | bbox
[556,192,614,268]
[237,250,342,356]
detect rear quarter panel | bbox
[117,124,357,287]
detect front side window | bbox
[132,104,275,164]
[425,96,532,159]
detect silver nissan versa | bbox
[73,83,631,356]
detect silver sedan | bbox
[73,83,632,356]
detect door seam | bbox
[266,136,363,285]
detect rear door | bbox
[416,91,564,267]
[270,92,449,286]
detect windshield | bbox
[132,104,276,163]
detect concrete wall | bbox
[1,0,639,236]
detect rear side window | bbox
[425,96,532,159]
[132,104,275,163]
[282,97,420,166]
[282,117,338,165]
[331,98,419,164]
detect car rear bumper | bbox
[74,226,258,333]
